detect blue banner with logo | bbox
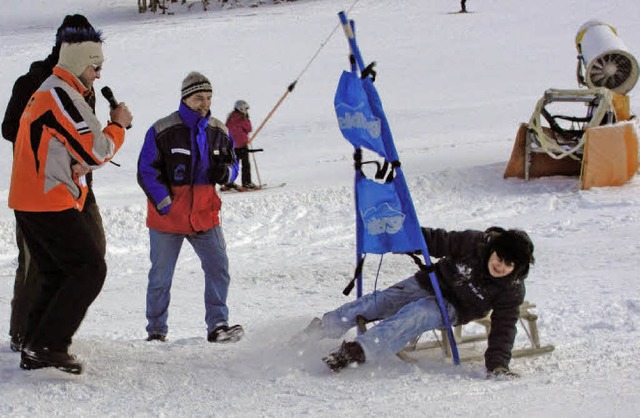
[335,70,424,255]
[334,11,460,364]
[335,71,387,158]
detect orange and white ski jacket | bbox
[8,66,124,212]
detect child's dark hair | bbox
[485,227,535,276]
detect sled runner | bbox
[357,301,555,363]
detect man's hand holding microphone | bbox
[102,86,133,129]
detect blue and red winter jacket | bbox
[137,102,238,234]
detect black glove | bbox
[209,164,229,185]
[486,366,520,379]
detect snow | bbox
[1,0,640,416]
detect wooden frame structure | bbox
[523,88,614,181]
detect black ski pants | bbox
[14,203,107,353]
[9,189,105,345]
[235,146,253,186]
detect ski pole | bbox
[249,143,263,187]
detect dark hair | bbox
[57,27,104,45]
[55,15,95,45]
[486,227,535,276]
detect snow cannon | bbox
[576,20,638,94]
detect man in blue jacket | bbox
[137,71,243,343]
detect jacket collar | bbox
[53,66,88,95]
[179,102,210,129]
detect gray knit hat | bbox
[181,71,212,100]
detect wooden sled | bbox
[357,301,555,363]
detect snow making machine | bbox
[504,20,639,189]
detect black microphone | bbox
[101,86,132,129]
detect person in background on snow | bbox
[305,226,534,378]
[137,71,244,344]
[9,26,133,374]
[1,14,107,354]
[224,99,256,190]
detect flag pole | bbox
[337,10,460,364]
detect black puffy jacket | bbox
[415,228,527,371]
[2,54,57,143]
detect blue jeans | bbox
[146,227,231,336]
[322,276,458,362]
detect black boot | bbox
[10,336,23,353]
[207,324,244,343]
[322,341,365,372]
[20,347,83,375]
[146,333,166,342]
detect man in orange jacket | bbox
[8,27,132,374]
[2,15,104,354]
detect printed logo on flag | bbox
[334,71,388,158]
[361,202,405,235]
[336,103,382,139]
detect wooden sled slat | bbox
[398,301,555,363]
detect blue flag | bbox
[355,174,425,254]
[335,71,387,158]
[334,11,460,364]
[335,71,424,255]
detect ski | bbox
[220,183,286,193]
